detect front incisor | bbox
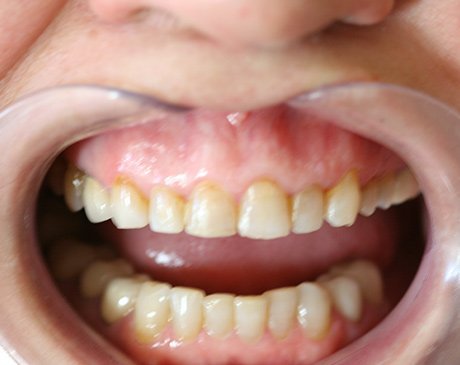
[325,170,361,227]
[265,287,298,339]
[238,180,291,239]
[234,296,268,342]
[185,182,237,237]
[292,186,324,234]
[170,287,205,341]
[149,186,185,234]
[203,294,235,338]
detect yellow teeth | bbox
[111,178,149,229]
[61,240,386,343]
[64,165,420,238]
[185,182,237,238]
[324,170,361,227]
[238,181,291,239]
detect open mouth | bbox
[1,83,460,365]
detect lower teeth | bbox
[47,239,385,344]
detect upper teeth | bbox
[63,165,420,239]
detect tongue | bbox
[99,209,399,295]
[65,105,404,197]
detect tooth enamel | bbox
[83,177,112,223]
[292,186,324,234]
[265,287,298,339]
[48,240,114,280]
[322,276,362,322]
[376,173,396,210]
[325,170,361,227]
[170,287,205,341]
[234,296,268,342]
[185,182,237,238]
[134,282,172,343]
[80,259,134,298]
[392,169,420,205]
[203,294,235,338]
[64,165,86,212]
[297,283,331,340]
[111,178,149,229]
[360,179,380,217]
[330,260,384,304]
[238,180,291,239]
[101,277,145,323]
[149,186,185,234]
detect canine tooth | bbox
[238,181,291,239]
[134,282,171,342]
[265,287,298,339]
[64,165,86,212]
[325,171,361,227]
[101,277,143,323]
[377,173,396,210]
[392,169,420,205]
[234,296,268,342]
[330,260,384,304]
[360,179,380,217]
[149,186,185,234]
[292,186,324,234]
[170,287,205,341]
[185,182,237,238]
[203,294,235,339]
[297,283,331,340]
[322,276,362,322]
[83,177,112,223]
[80,259,134,298]
[111,178,149,229]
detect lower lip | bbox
[0,83,459,364]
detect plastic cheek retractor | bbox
[0,83,458,364]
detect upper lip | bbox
[0,83,460,364]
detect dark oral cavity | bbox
[40,104,424,365]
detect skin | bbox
[1,0,460,364]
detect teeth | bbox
[321,276,363,322]
[297,283,331,340]
[170,287,205,341]
[149,186,185,234]
[47,239,114,280]
[392,169,420,204]
[111,178,149,229]
[64,165,86,212]
[265,287,298,339]
[134,282,172,343]
[325,170,361,227]
[83,177,112,223]
[65,165,419,237]
[185,182,237,238]
[291,186,324,234]
[80,259,134,298]
[329,260,384,304]
[203,294,235,338]
[101,277,146,323]
[234,296,268,342]
[238,180,291,239]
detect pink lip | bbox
[0,83,459,364]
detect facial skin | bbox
[2,0,460,364]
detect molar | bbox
[238,180,291,239]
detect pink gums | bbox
[66,106,405,197]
